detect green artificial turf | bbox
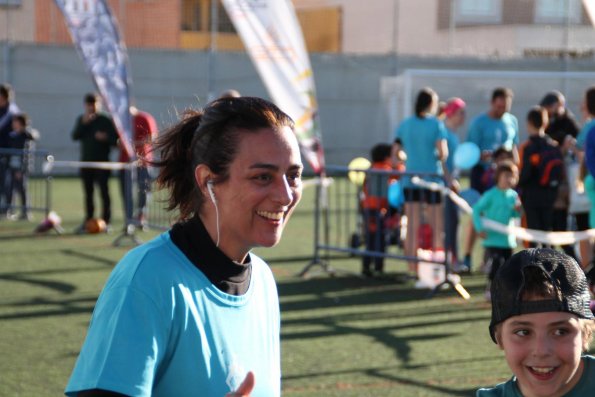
[0,176,542,396]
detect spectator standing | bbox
[394,87,448,274]
[65,96,303,396]
[0,83,20,215]
[582,86,595,230]
[573,86,595,267]
[517,106,561,246]
[71,93,118,232]
[472,161,521,300]
[6,113,39,220]
[441,97,466,267]
[540,90,581,260]
[360,143,393,277]
[118,106,158,230]
[463,87,519,272]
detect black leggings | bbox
[80,168,111,223]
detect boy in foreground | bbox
[477,248,595,396]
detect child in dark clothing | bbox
[518,106,561,246]
[7,113,38,220]
[361,143,396,277]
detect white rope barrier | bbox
[43,157,138,173]
[411,176,595,246]
[302,176,334,189]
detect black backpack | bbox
[535,144,564,188]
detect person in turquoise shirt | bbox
[393,87,448,274]
[577,86,595,229]
[476,248,595,397]
[463,87,519,273]
[472,161,521,300]
[467,87,519,168]
[442,97,466,267]
[65,97,304,397]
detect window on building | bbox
[454,0,502,24]
[0,0,21,6]
[181,0,236,33]
[182,0,202,31]
[534,0,582,24]
[217,3,236,33]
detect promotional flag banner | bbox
[584,0,595,26]
[222,0,325,173]
[54,0,134,159]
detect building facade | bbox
[2,1,594,58]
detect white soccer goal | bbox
[381,68,595,141]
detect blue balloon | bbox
[388,181,404,208]
[453,142,481,170]
[459,188,481,207]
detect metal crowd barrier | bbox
[0,148,54,226]
[300,165,470,299]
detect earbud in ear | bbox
[207,180,216,204]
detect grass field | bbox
[2,176,580,396]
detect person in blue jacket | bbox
[581,86,595,229]
[65,97,304,397]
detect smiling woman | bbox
[65,97,303,397]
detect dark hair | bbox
[370,143,392,163]
[520,265,561,301]
[84,93,99,104]
[153,96,295,221]
[414,87,437,117]
[526,106,548,129]
[540,90,563,108]
[0,84,13,101]
[586,86,595,116]
[491,87,513,102]
[12,113,28,127]
[493,147,513,161]
[495,160,517,184]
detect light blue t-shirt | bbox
[575,118,595,150]
[394,115,447,187]
[467,112,519,154]
[65,232,281,397]
[445,127,460,174]
[476,355,595,396]
[578,119,595,179]
[472,186,520,248]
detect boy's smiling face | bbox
[496,311,585,397]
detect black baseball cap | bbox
[489,248,593,343]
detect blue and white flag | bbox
[54,0,134,159]
[222,0,325,173]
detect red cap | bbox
[443,98,466,118]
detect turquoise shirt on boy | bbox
[472,186,520,248]
[476,355,595,396]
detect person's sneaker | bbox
[74,222,87,234]
[18,212,33,221]
[463,254,472,273]
[453,262,470,274]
